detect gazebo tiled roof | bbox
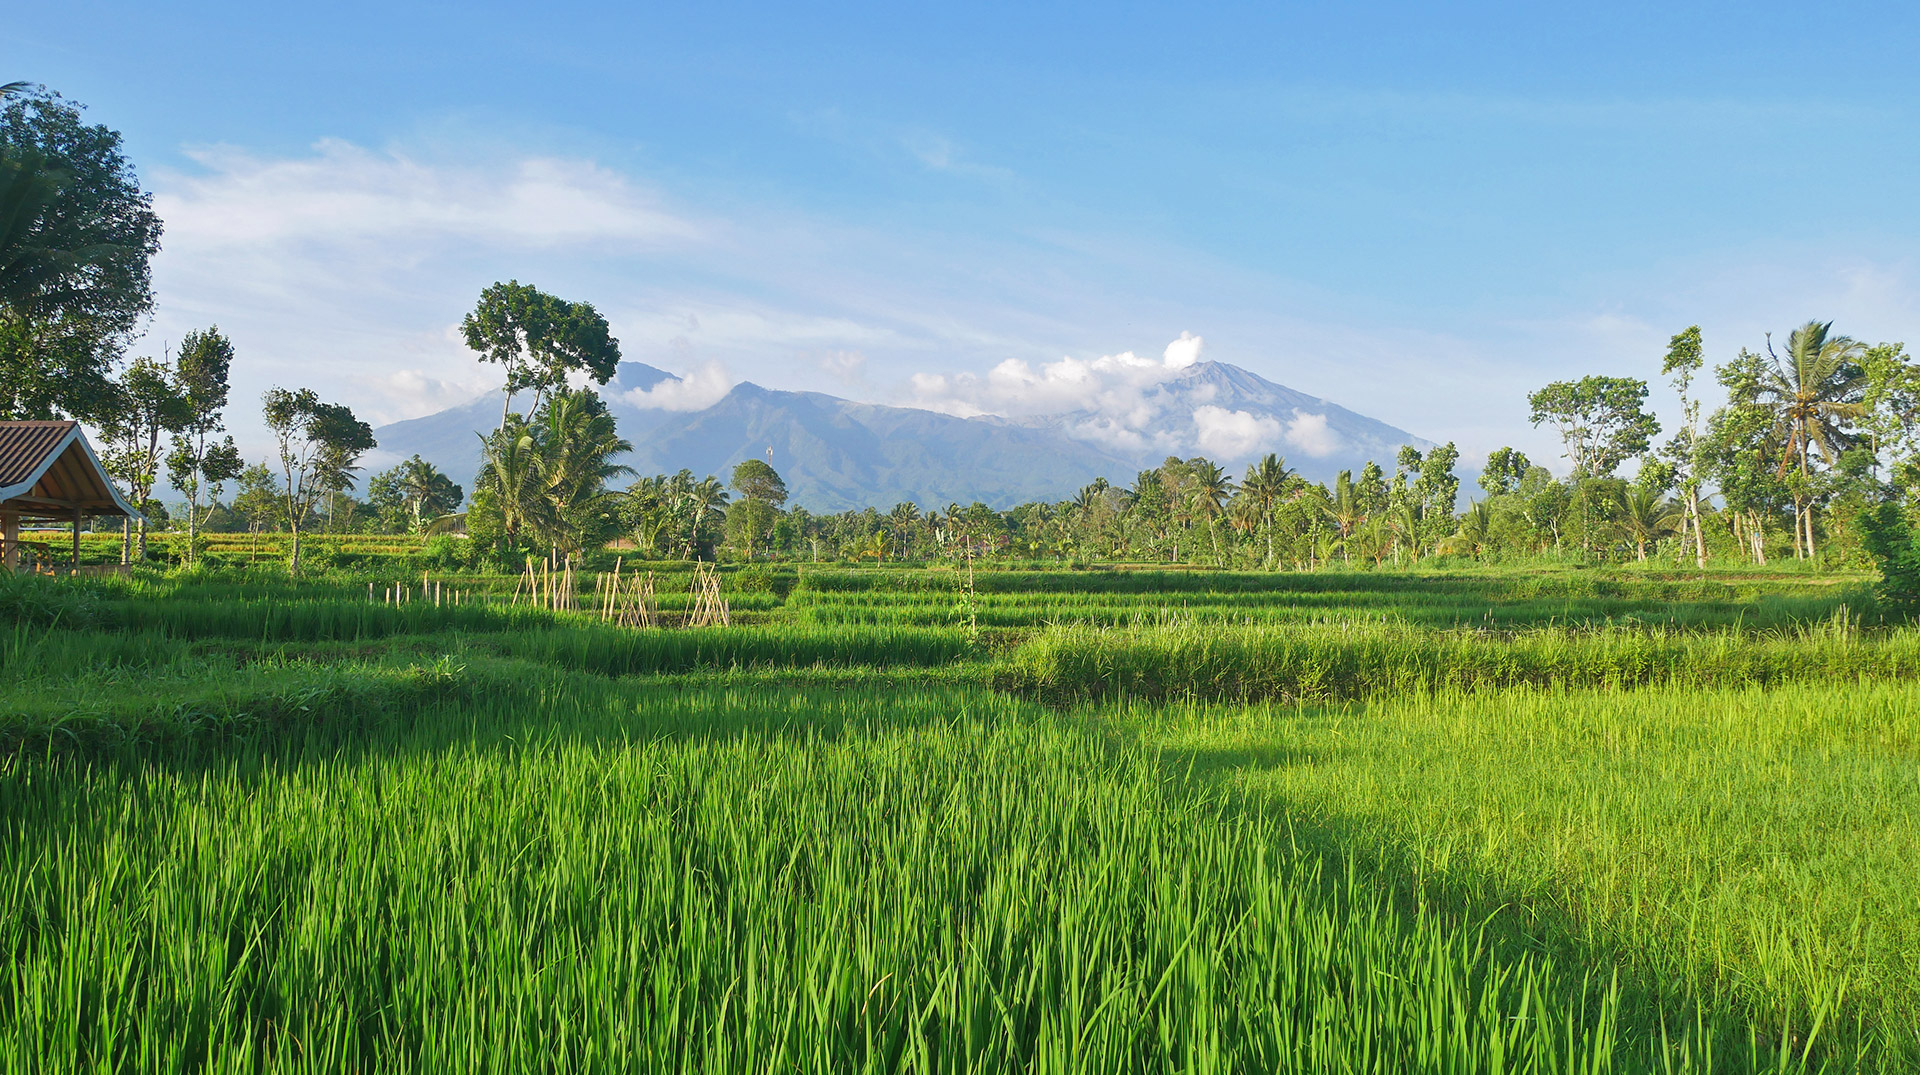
[0,421,139,520]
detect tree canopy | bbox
[1527,376,1659,479]
[461,281,622,430]
[0,87,162,422]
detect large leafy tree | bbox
[165,327,244,563]
[262,387,376,574]
[728,459,789,560]
[1527,376,1660,480]
[0,87,162,422]
[1478,447,1531,497]
[461,280,622,431]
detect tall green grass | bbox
[0,679,1829,1072]
[1118,679,1920,1064]
[994,621,1920,703]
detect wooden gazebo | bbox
[0,421,139,572]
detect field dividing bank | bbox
[0,675,1835,1073]
[1112,680,1920,1064]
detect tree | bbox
[1613,485,1681,562]
[1479,448,1532,497]
[1741,321,1868,559]
[1322,470,1364,562]
[726,498,778,559]
[531,389,633,552]
[165,327,243,564]
[101,355,190,563]
[461,280,622,431]
[1185,457,1234,564]
[1660,326,1710,567]
[730,458,789,508]
[0,88,162,422]
[262,387,376,573]
[367,455,463,533]
[1412,442,1461,547]
[1527,376,1660,479]
[1234,453,1291,570]
[231,463,282,562]
[684,476,731,558]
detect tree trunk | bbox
[1805,505,1818,562]
[137,516,148,564]
[1690,488,1706,568]
[1748,511,1767,565]
[290,518,302,575]
[121,518,131,565]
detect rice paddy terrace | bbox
[3,561,1915,1072]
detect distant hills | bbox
[371,360,1429,512]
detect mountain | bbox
[370,360,1429,511]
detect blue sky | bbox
[8,2,1920,469]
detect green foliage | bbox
[462,279,621,425]
[1528,375,1660,479]
[729,458,788,507]
[1859,501,1920,615]
[0,87,162,422]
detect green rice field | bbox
[3,562,1915,1072]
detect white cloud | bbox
[622,362,737,411]
[1283,411,1342,458]
[1192,405,1283,459]
[819,349,868,382]
[905,331,1204,434]
[155,140,698,250]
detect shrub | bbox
[1860,501,1920,615]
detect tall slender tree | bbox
[262,387,375,574]
[166,327,243,563]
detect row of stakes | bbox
[370,554,729,628]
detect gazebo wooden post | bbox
[1,509,17,572]
[73,507,82,571]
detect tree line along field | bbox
[2,559,1916,1073]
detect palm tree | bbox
[1236,453,1291,570]
[1613,486,1682,562]
[474,425,549,548]
[1745,321,1868,558]
[1386,501,1422,564]
[1439,501,1493,560]
[889,502,922,560]
[533,390,634,552]
[681,476,730,559]
[1322,470,1365,563]
[1187,459,1235,564]
[623,475,677,556]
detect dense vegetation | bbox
[2,560,1915,1071]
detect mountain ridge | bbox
[370,360,1429,512]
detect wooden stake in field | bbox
[687,561,730,627]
